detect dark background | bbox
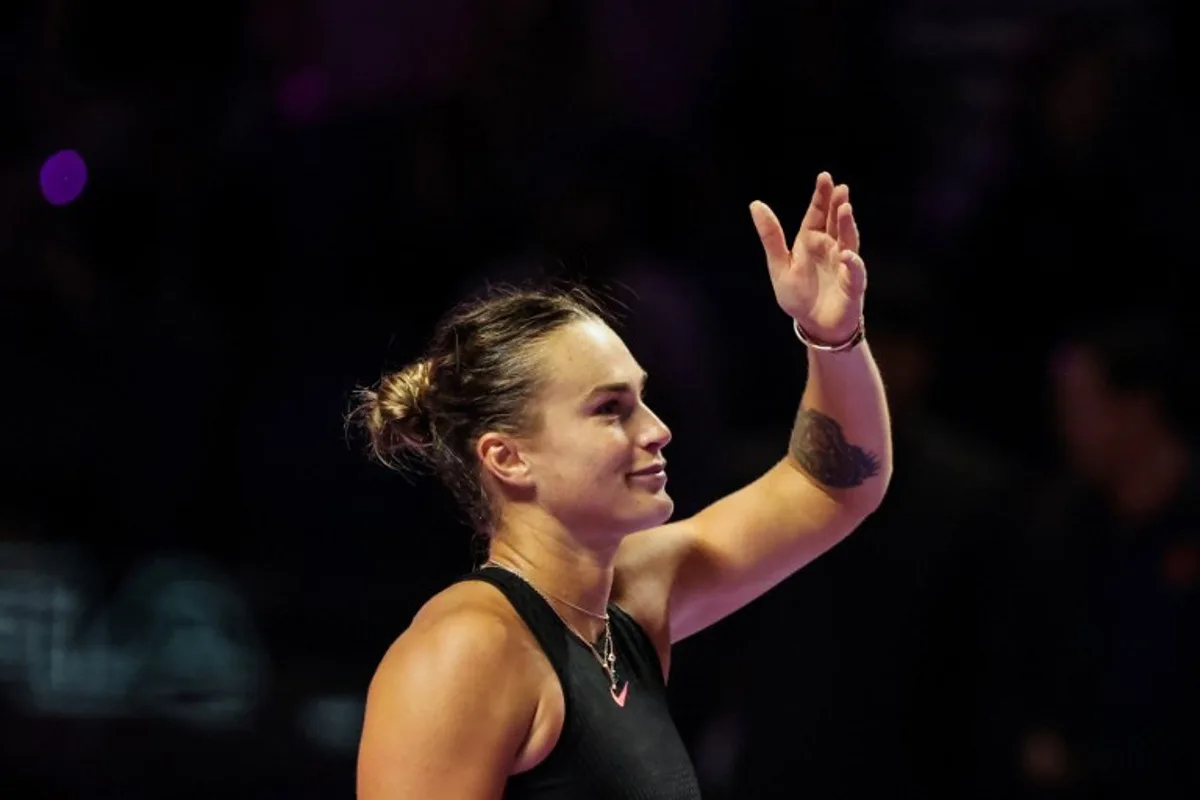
[2,1,1198,797]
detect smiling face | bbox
[493,317,674,542]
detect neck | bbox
[1107,431,1191,526]
[487,511,618,640]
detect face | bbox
[519,318,674,540]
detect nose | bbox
[639,407,672,452]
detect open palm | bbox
[750,172,866,344]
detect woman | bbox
[354,173,892,798]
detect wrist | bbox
[792,316,865,352]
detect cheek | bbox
[541,424,633,482]
[578,426,635,477]
[587,424,641,482]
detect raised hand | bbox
[750,172,866,344]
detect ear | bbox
[477,431,534,489]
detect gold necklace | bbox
[484,560,624,700]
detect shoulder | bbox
[371,581,541,698]
[362,581,547,739]
[357,582,547,796]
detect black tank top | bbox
[462,566,702,799]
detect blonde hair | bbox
[350,284,607,532]
[357,358,437,461]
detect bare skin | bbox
[358,173,892,798]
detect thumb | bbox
[750,201,789,272]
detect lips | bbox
[629,462,666,477]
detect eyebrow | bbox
[586,372,649,399]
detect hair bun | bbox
[358,359,437,464]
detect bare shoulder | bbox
[357,581,545,799]
[367,580,543,708]
[381,583,527,672]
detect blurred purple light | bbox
[277,67,331,125]
[40,150,88,206]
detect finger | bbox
[826,184,850,239]
[793,229,835,262]
[749,201,789,272]
[799,172,835,232]
[840,250,868,295]
[837,202,860,254]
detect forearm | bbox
[788,339,892,509]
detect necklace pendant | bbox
[610,681,629,708]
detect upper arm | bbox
[356,609,537,800]
[616,458,873,644]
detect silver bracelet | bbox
[792,316,865,352]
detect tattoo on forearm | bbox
[789,408,881,489]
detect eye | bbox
[596,399,623,416]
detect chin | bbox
[632,493,675,531]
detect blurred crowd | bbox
[1,1,1197,797]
